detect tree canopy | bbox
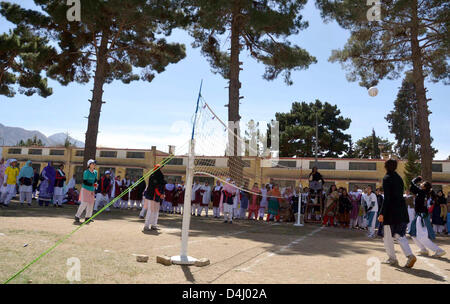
[385,72,437,158]
[275,100,351,158]
[1,0,188,166]
[0,24,56,97]
[315,0,449,181]
[353,129,394,159]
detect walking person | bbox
[409,177,446,257]
[378,159,416,268]
[74,160,98,225]
[142,165,166,232]
[0,159,19,207]
[18,160,34,206]
[53,164,66,208]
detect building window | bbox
[349,162,377,171]
[309,161,336,170]
[28,149,42,155]
[277,160,297,168]
[8,148,21,154]
[432,164,443,173]
[100,151,117,158]
[75,150,84,157]
[126,151,145,159]
[126,168,144,181]
[195,159,216,167]
[167,158,184,166]
[50,149,65,156]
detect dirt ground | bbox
[0,199,449,284]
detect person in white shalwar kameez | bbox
[198,182,212,217]
[191,180,202,216]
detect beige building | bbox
[2,145,450,193]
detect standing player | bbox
[74,160,98,224]
[378,159,417,268]
[142,165,166,232]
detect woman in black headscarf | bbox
[142,165,166,232]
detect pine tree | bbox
[275,100,351,157]
[354,133,393,159]
[1,1,187,166]
[186,0,317,182]
[315,0,449,181]
[385,72,438,158]
[0,24,56,97]
[403,149,421,188]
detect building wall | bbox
[2,146,450,193]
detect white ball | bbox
[368,86,378,97]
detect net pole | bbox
[171,80,202,265]
[180,139,195,259]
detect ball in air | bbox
[368,86,378,97]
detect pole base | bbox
[171,255,199,265]
[294,223,304,227]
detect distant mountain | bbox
[48,133,84,148]
[0,123,84,147]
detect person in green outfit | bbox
[74,159,98,225]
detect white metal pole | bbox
[180,139,195,258]
[171,139,198,265]
[294,191,303,227]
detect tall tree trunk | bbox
[228,2,243,185]
[411,1,433,182]
[83,32,109,167]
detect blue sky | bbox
[1,1,449,159]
